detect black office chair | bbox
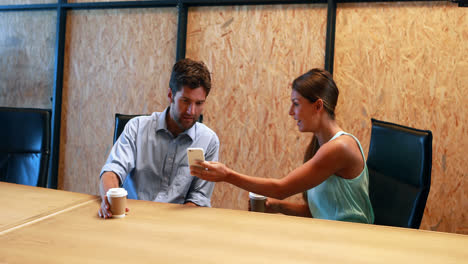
[113,113,204,144]
[367,118,432,229]
[113,114,146,144]
[0,107,51,187]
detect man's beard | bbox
[172,108,198,132]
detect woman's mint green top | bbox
[307,131,374,224]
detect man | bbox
[98,58,219,218]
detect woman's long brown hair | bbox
[292,69,339,202]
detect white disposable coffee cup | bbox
[249,192,267,212]
[106,188,128,218]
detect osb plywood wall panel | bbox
[60,8,178,194]
[186,4,328,210]
[0,11,55,108]
[334,2,467,234]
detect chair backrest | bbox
[113,113,204,144]
[0,107,51,187]
[113,114,144,144]
[367,118,432,229]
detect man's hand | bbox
[98,172,129,219]
[98,195,130,219]
[98,196,112,219]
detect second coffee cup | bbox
[249,192,267,212]
[106,188,128,218]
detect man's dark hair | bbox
[169,58,211,96]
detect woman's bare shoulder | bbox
[324,134,364,178]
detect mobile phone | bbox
[187,148,205,168]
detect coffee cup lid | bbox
[249,192,266,200]
[106,188,128,197]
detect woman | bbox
[191,68,374,223]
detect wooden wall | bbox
[59,8,178,193]
[334,2,467,234]
[1,1,466,234]
[0,11,56,108]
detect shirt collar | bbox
[156,107,169,132]
[156,107,196,141]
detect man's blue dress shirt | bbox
[100,108,219,207]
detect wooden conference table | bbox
[1,183,467,264]
[0,182,97,232]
